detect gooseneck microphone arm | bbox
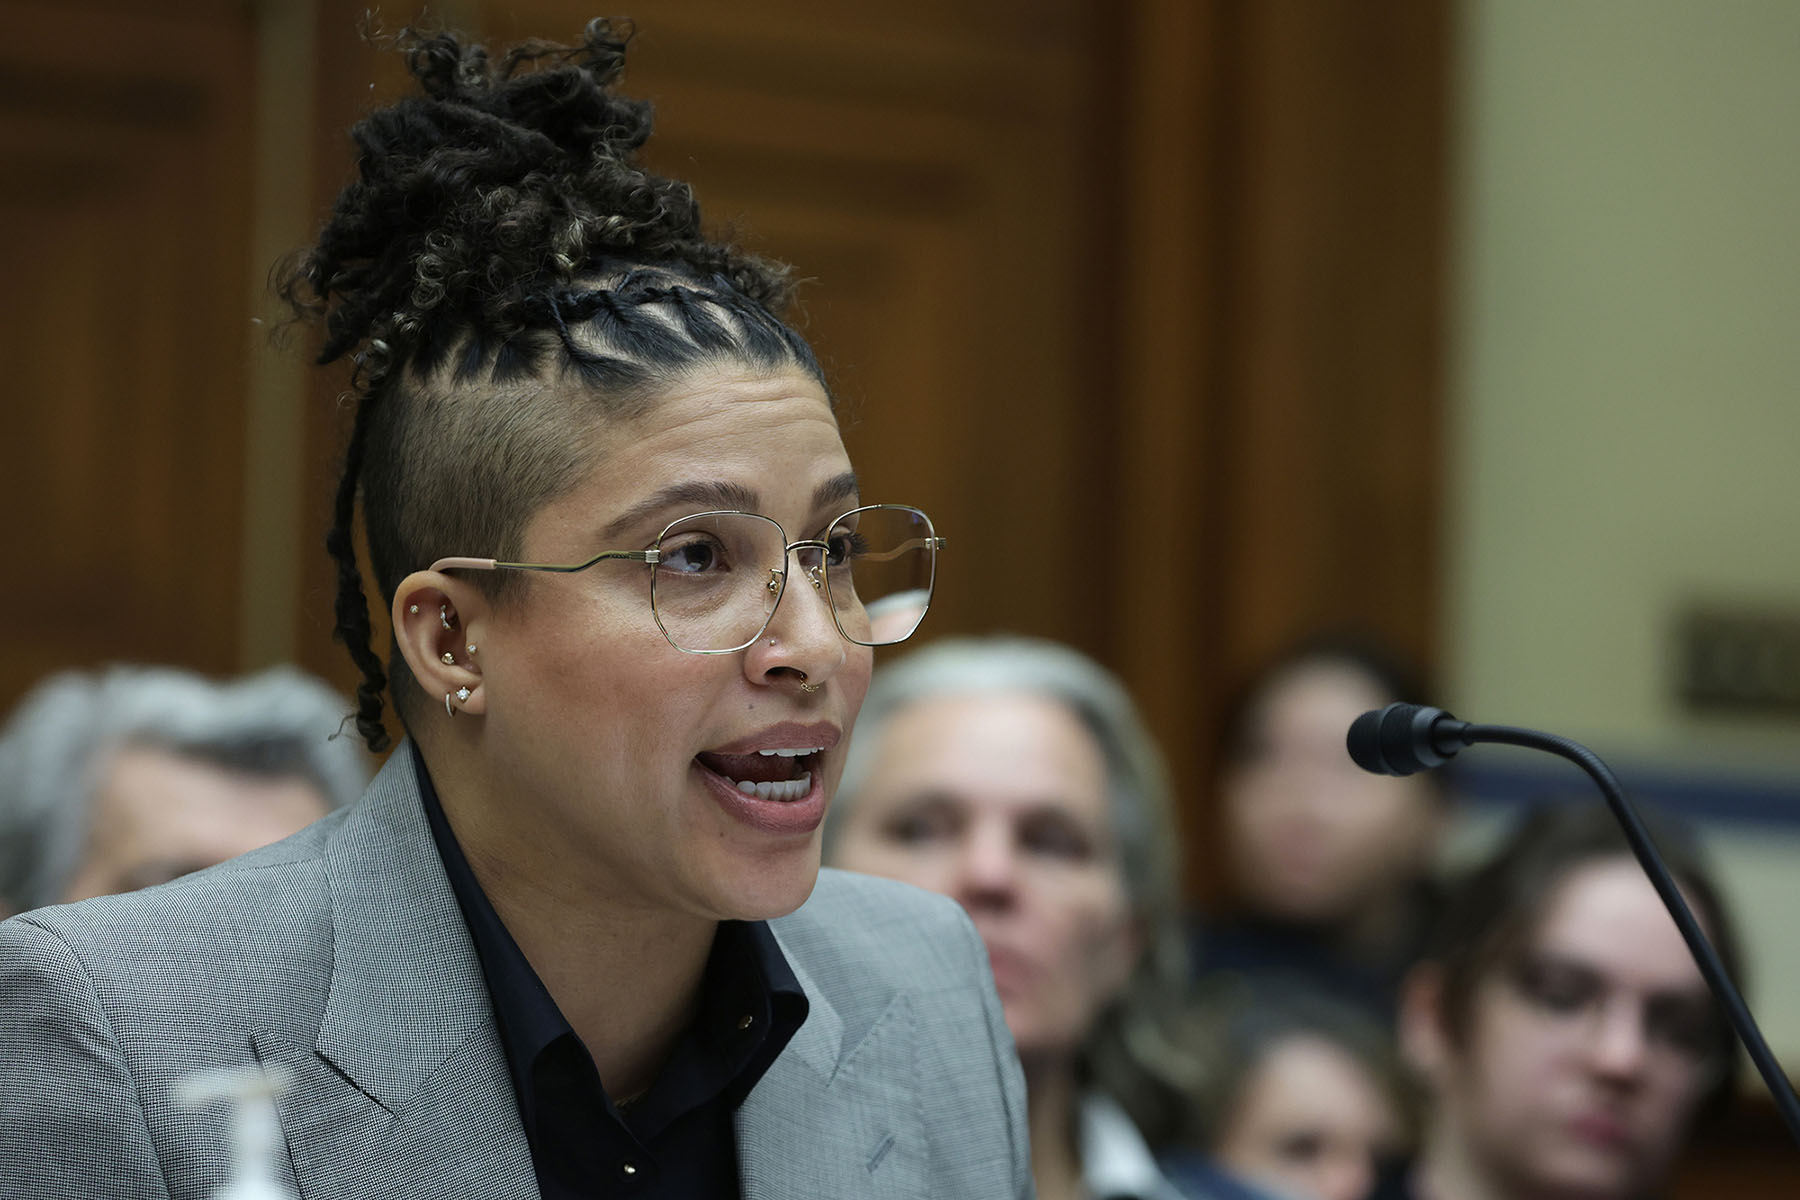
[1349,702,1800,1147]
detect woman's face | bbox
[1214,1034,1404,1200]
[828,692,1139,1065]
[466,365,873,923]
[1435,858,1719,1198]
[1224,662,1439,926]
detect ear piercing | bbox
[466,644,478,655]
[441,651,456,665]
[444,686,473,717]
[408,604,420,615]
[440,604,456,630]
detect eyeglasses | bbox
[429,504,944,654]
[1503,954,1724,1072]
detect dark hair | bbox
[1425,801,1744,1119]
[1185,978,1417,1154]
[1218,630,1434,768]
[277,19,826,751]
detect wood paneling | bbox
[0,0,253,706]
[285,4,1455,898]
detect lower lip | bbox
[1568,1114,1632,1150]
[695,760,828,836]
[983,946,1035,995]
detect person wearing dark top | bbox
[418,746,808,1197]
[1391,804,1742,1200]
[0,20,1030,1198]
[1195,635,1446,1020]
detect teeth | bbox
[732,773,812,801]
[755,747,823,758]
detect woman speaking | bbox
[0,20,1028,1199]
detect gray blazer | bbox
[0,750,1032,1199]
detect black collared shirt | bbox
[414,748,808,1199]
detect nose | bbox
[1318,1153,1375,1200]
[951,820,1019,915]
[746,541,847,689]
[1588,1001,1651,1082]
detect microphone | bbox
[1348,702,1800,1146]
[1345,702,1472,775]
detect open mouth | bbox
[695,746,823,802]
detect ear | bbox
[391,570,491,718]
[1398,961,1453,1084]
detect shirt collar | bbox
[410,744,807,1121]
[1080,1091,1188,1200]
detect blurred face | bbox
[1214,1034,1404,1200]
[830,692,1139,1065]
[468,365,873,922]
[1224,662,1439,926]
[61,745,330,902]
[1441,859,1719,1198]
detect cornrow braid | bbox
[280,20,827,752]
[323,393,390,751]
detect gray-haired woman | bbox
[829,635,1208,1200]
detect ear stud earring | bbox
[441,652,456,665]
[466,644,478,655]
[444,686,473,718]
[408,604,420,615]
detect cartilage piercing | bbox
[441,652,456,665]
[440,605,455,630]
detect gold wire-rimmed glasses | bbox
[429,504,944,654]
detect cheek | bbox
[1462,1011,1565,1134]
[1040,874,1134,991]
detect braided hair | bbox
[278,19,826,752]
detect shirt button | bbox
[737,1014,755,1031]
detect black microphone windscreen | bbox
[1346,707,1396,775]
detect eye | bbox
[881,805,960,846]
[659,532,730,575]
[1272,1131,1327,1164]
[824,526,869,569]
[1648,995,1719,1058]
[1512,958,1601,1016]
[1018,813,1096,862]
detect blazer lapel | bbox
[735,937,926,1198]
[264,748,538,1200]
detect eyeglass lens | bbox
[649,507,936,652]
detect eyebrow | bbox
[812,471,861,516]
[600,470,862,542]
[602,480,761,541]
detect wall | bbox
[1449,0,1800,1090]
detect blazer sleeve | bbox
[0,915,171,1200]
[954,906,1036,1200]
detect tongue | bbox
[697,752,799,785]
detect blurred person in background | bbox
[1162,983,1413,1200]
[1199,635,1446,1018]
[1390,802,1741,1200]
[829,635,1212,1200]
[0,663,365,916]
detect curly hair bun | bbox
[283,18,790,375]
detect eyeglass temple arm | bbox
[428,550,660,574]
[849,536,946,565]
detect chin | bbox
[1530,1146,1640,1199]
[710,846,823,921]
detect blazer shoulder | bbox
[773,868,987,992]
[7,817,339,1033]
